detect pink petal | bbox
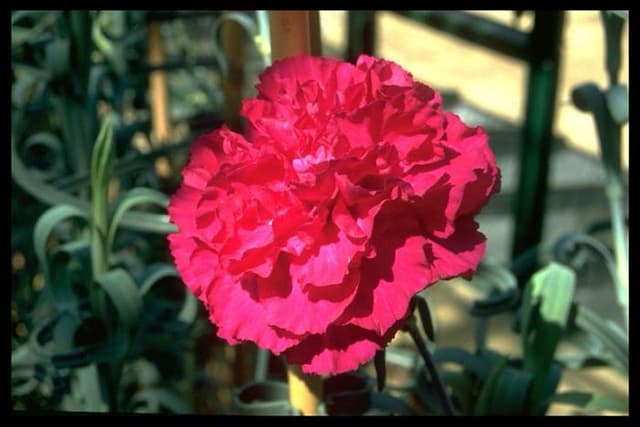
[284,320,405,375]
[249,253,361,336]
[289,223,363,288]
[339,202,487,336]
[207,272,301,355]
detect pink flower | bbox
[168,54,500,375]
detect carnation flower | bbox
[168,54,500,375]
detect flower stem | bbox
[405,316,456,415]
[606,174,629,332]
[287,364,323,415]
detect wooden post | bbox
[221,16,246,133]
[147,20,171,144]
[268,10,324,415]
[308,11,323,56]
[268,11,311,60]
[287,364,323,415]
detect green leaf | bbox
[572,304,628,373]
[473,355,508,415]
[91,113,116,278]
[107,188,169,256]
[48,240,92,311]
[432,347,492,379]
[44,38,70,78]
[469,261,520,316]
[76,363,108,412]
[440,370,473,414]
[549,391,628,413]
[12,67,50,109]
[12,114,176,235]
[139,263,198,324]
[94,268,142,334]
[606,84,628,125]
[521,262,576,413]
[21,132,66,180]
[34,204,88,288]
[608,11,628,20]
[177,291,198,324]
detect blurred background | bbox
[11,10,628,415]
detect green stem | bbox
[606,174,628,333]
[405,316,456,415]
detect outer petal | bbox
[167,234,217,303]
[284,319,405,375]
[338,201,487,336]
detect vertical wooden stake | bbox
[287,364,323,415]
[268,10,324,415]
[221,15,246,133]
[147,20,171,144]
[308,11,323,56]
[268,11,311,61]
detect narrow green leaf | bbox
[440,370,473,414]
[521,262,576,413]
[139,263,198,325]
[13,115,175,235]
[94,268,142,333]
[21,132,66,180]
[44,38,70,77]
[549,391,628,413]
[573,304,628,373]
[34,204,87,286]
[469,261,520,316]
[473,356,509,415]
[177,291,198,324]
[48,240,91,311]
[488,366,533,415]
[432,347,494,380]
[90,113,116,278]
[107,188,169,255]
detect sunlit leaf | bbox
[521,262,576,413]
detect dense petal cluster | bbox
[168,54,500,375]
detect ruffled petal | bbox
[284,319,405,375]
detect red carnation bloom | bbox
[168,54,500,375]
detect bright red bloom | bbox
[168,54,500,375]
